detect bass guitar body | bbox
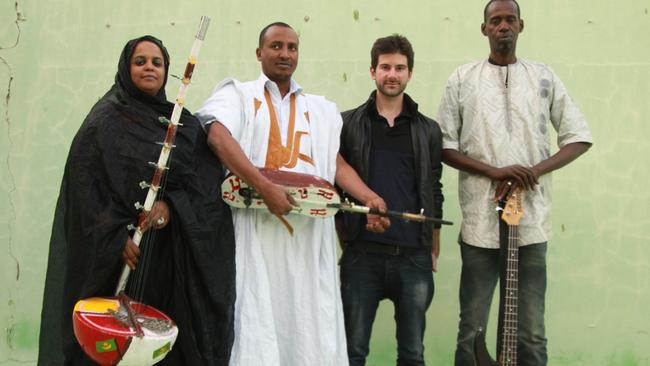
[473,327,498,366]
[73,296,178,366]
[473,187,523,366]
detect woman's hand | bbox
[122,236,140,270]
[142,201,171,231]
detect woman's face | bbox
[129,41,165,96]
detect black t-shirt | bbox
[356,102,421,248]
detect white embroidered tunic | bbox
[437,59,593,248]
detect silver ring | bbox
[156,217,166,225]
[507,181,512,186]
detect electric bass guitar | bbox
[474,187,523,366]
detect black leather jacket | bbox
[339,91,444,247]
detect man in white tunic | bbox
[195,22,386,366]
[436,1,592,365]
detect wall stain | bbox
[6,322,15,350]
[2,1,24,278]
[5,299,15,350]
[0,2,26,51]
[353,9,360,21]
[1,2,25,355]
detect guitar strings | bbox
[501,224,519,365]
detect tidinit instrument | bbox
[221,168,453,225]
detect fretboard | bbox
[501,224,519,366]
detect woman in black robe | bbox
[38,35,235,366]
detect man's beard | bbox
[376,80,407,97]
[495,38,515,54]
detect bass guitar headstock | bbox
[501,186,524,226]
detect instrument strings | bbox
[126,131,174,303]
[501,224,519,365]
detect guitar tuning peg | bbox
[139,181,151,189]
[158,116,171,125]
[126,224,137,231]
[134,202,144,210]
[420,208,424,215]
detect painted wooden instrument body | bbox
[221,168,454,225]
[222,168,342,218]
[73,297,178,366]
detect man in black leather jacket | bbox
[338,34,444,366]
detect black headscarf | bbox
[38,35,235,366]
[119,35,170,97]
[113,35,177,116]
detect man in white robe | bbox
[195,22,387,366]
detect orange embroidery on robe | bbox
[284,131,309,168]
[298,153,314,165]
[263,88,314,169]
[254,98,262,117]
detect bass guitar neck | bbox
[474,187,523,366]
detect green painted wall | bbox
[1,0,648,365]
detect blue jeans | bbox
[340,245,434,366]
[454,241,548,366]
